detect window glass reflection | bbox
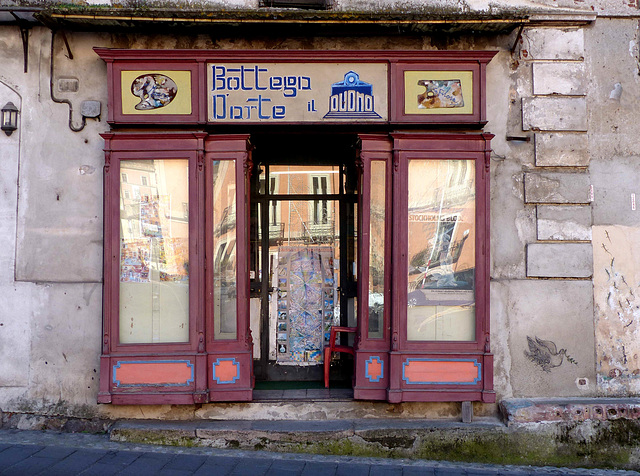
[119,159,189,344]
[268,165,339,195]
[368,161,385,339]
[407,160,476,341]
[213,160,238,340]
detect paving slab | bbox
[229,457,273,476]
[1,453,59,476]
[403,468,436,476]
[300,461,338,476]
[336,462,370,476]
[45,448,106,475]
[0,444,45,470]
[370,464,403,476]
[265,459,306,476]
[192,456,239,476]
[81,462,124,476]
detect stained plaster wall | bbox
[492,13,640,400]
[0,27,105,416]
[587,17,640,396]
[488,25,596,399]
[1,3,640,420]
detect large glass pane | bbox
[119,159,189,344]
[406,159,476,341]
[268,165,340,195]
[213,160,238,340]
[368,161,385,339]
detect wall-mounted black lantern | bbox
[1,102,19,136]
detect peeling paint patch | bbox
[79,166,96,175]
[593,226,640,394]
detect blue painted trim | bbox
[402,358,481,385]
[212,358,240,384]
[365,356,384,383]
[112,360,194,388]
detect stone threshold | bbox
[253,388,353,401]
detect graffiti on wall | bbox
[524,336,578,372]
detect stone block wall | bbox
[520,28,592,280]
[490,25,598,400]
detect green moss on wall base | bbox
[109,420,640,470]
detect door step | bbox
[253,388,353,401]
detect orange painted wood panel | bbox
[114,361,193,386]
[402,359,480,384]
[212,358,240,384]
[365,357,383,382]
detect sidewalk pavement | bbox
[0,428,638,476]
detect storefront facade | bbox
[4,0,640,428]
[97,49,495,404]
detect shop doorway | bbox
[250,134,358,386]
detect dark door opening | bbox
[250,134,358,386]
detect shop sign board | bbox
[206,63,388,123]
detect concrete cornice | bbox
[1,4,597,34]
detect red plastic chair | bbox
[324,326,357,388]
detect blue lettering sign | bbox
[211,64,312,99]
[211,92,286,121]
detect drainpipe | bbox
[49,30,86,132]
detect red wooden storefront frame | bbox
[204,135,254,402]
[97,49,496,405]
[353,132,495,403]
[388,132,495,403]
[99,132,254,404]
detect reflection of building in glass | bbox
[118,159,190,344]
[408,160,475,292]
[212,160,238,338]
[120,160,189,282]
[406,159,476,342]
[260,166,340,246]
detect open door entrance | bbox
[250,134,358,388]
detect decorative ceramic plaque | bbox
[121,70,192,115]
[404,70,474,116]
